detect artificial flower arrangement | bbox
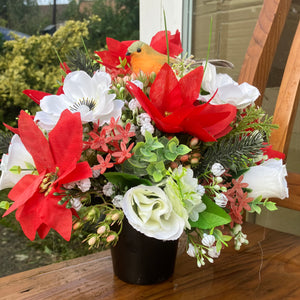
[0,29,288,268]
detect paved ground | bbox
[0,225,56,277]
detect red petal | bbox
[59,161,92,185]
[39,195,73,241]
[179,66,204,105]
[15,202,41,241]
[3,123,19,135]
[127,81,164,123]
[48,110,83,171]
[23,90,51,105]
[149,64,182,113]
[4,173,45,217]
[37,223,51,239]
[106,37,135,57]
[181,104,237,141]
[150,30,183,57]
[18,111,55,173]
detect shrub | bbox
[0,20,89,128]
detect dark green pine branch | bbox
[0,131,13,155]
[194,130,265,176]
[66,49,99,77]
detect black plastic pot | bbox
[111,217,178,285]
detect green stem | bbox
[163,9,170,64]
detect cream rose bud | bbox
[242,159,288,200]
[121,185,185,240]
[211,163,225,177]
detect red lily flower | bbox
[3,110,92,241]
[126,64,237,142]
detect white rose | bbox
[121,185,185,240]
[242,159,288,199]
[0,134,35,190]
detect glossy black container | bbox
[111,218,178,285]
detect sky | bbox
[37,0,71,5]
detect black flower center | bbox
[69,98,96,112]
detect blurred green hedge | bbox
[0,19,90,129]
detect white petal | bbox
[0,135,35,189]
[121,185,184,240]
[63,71,95,100]
[242,159,288,199]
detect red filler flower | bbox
[3,110,92,241]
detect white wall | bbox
[139,0,183,44]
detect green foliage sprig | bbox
[195,130,264,176]
[0,130,13,155]
[230,106,278,139]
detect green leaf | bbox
[216,240,222,252]
[251,204,262,214]
[0,201,11,210]
[264,201,278,211]
[24,162,36,170]
[189,194,231,229]
[146,161,166,182]
[104,172,152,191]
[144,131,164,150]
[164,137,191,161]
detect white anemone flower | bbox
[199,63,260,109]
[0,134,35,190]
[35,70,124,130]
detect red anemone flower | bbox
[3,110,92,241]
[126,64,237,142]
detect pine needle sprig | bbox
[194,130,265,176]
[229,106,278,140]
[66,49,99,76]
[0,131,13,155]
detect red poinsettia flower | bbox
[95,37,135,77]
[96,30,183,77]
[3,110,92,241]
[126,64,237,142]
[150,29,183,57]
